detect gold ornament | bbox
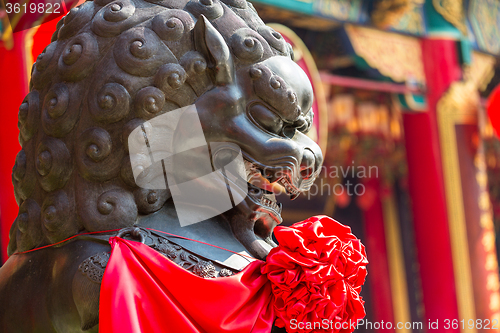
[433,0,467,35]
[372,0,413,29]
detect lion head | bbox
[10,0,323,259]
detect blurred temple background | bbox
[260,1,500,332]
[1,0,500,332]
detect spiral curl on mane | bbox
[9,0,293,255]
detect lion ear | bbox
[194,15,234,86]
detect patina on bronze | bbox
[0,0,323,331]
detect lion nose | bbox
[300,148,317,179]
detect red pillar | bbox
[402,39,462,329]
[363,178,395,332]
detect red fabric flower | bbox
[261,216,368,333]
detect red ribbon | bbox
[98,216,368,333]
[488,85,500,138]
[99,237,275,333]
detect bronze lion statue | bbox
[0,0,323,331]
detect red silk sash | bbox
[98,216,368,333]
[99,237,275,333]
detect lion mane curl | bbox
[10,0,293,255]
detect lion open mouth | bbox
[243,160,303,232]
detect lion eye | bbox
[249,104,284,134]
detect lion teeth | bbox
[259,197,282,214]
[278,178,299,197]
